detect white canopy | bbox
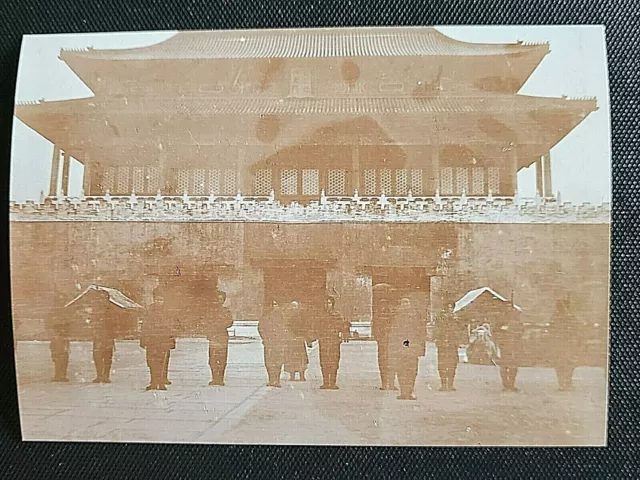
[453,287,522,314]
[64,285,142,309]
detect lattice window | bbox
[176,168,189,195]
[410,169,423,195]
[488,167,500,195]
[380,169,392,195]
[132,167,145,194]
[302,169,319,196]
[208,169,220,195]
[117,167,130,194]
[395,169,408,196]
[103,166,116,193]
[471,167,485,195]
[281,169,298,195]
[254,169,272,195]
[190,169,205,195]
[223,169,237,195]
[327,169,346,195]
[146,166,160,193]
[364,169,376,195]
[440,167,453,195]
[455,167,469,195]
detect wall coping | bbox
[9,191,611,225]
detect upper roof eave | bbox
[13,94,597,124]
[58,27,549,62]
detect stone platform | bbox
[15,339,607,445]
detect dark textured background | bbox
[0,1,637,478]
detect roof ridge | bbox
[59,28,540,61]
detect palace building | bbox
[10,28,609,361]
[15,27,596,202]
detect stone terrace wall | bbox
[10,220,609,340]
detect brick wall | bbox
[10,221,609,341]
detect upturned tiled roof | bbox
[59,27,548,60]
[16,95,597,117]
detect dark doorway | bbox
[263,265,328,314]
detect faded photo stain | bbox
[9,26,610,446]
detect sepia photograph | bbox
[9,25,610,446]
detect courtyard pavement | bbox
[15,339,607,446]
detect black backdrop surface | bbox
[0,1,638,478]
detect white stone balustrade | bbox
[9,192,611,224]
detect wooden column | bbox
[351,144,360,193]
[510,145,519,196]
[60,150,71,197]
[82,163,92,195]
[535,157,543,196]
[49,145,61,196]
[542,151,553,198]
[236,146,244,194]
[431,145,440,194]
[82,153,91,195]
[430,117,441,194]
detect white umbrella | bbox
[64,285,142,309]
[453,287,522,314]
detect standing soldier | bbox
[206,290,233,386]
[159,285,177,387]
[372,295,396,390]
[493,301,522,393]
[317,296,348,390]
[390,295,427,400]
[284,301,309,382]
[551,299,578,391]
[50,294,71,382]
[435,303,461,392]
[140,288,174,391]
[87,290,117,384]
[259,300,286,387]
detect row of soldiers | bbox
[141,287,234,390]
[259,296,350,390]
[50,287,234,390]
[49,289,580,396]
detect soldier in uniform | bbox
[372,295,396,390]
[551,299,578,391]
[206,290,234,386]
[317,296,349,390]
[390,295,427,400]
[158,282,176,386]
[87,290,117,384]
[259,300,286,387]
[140,288,175,391]
[435,303,460,392]
[493,301,523,393]
[284,301,309,381]
[50,295,71,382]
